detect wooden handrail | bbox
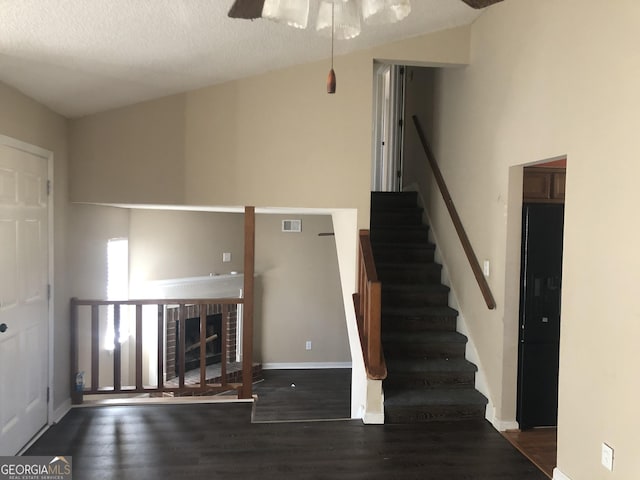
[412,115,497,310]
[354,230,386,380]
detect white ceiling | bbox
[0,0,482,118]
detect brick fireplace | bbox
[165,303,237,381]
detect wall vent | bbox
[282,219,301,233]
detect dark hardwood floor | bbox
[502,428,557,479]
[25,370,547,479]
[252,369,351,422]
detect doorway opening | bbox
[371,63,406,192]
[517,159,566,430]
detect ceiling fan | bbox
[228,0,504,20]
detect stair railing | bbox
[353,229,387,380]
[70,298,244,404]
[412,115,497,310]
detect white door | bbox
[0,140,49,455]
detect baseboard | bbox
[53,398,71,424]
[490,418,519,432]
[553,467,572,480]
[261,362,352,370]
[362,411,384,424]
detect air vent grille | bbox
[282,219,302,233]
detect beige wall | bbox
[70,94,186,205]
[68,26,471,227]
[69,205,130,298]
[255,214,349,365]
[0,82,69,412]
[129,210,245,287]
[127,209,349,365]
[421,0,640,478]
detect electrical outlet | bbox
[305,341,312,351]
[223,252,231,263]
[601,443,614,471]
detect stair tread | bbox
[384,388,488,407]
[383,330,467,344]
[383,283,449,292]
[382,306,459,317]
[372,241,435,249]
[385,358,478,373]
[371,225,428,231]
[377,262,440,269]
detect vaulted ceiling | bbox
[0,0,500,118]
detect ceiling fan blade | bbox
[228,0,265,19]
[460,0,504,8]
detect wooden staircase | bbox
[370,191,488,423]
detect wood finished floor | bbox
[251,369,351,422]
[25,370,548,479]
[502,428,557,479]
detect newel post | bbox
[240,206,255,399]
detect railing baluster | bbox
[136,304,143,390]
[70,299,81,405]
[199,305,207,388]
[71,298,245,399]
[221,304,229,386]
[113,305,121,392]
[91,305,100,392]
[179,304,186,389]
[157,304,164,391]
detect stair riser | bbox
[373,249,435,263]
[382,316,457,332]
[385,405,486,424]
[371,211,423,227]
[383,342,466,359]
[371,193,418,209]
[384,373,476,389]
[371,229,429,243]
[377,267,442,284]
[382,290,449,307]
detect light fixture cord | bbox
[331,1,334,70]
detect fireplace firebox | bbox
[176,313,222,375]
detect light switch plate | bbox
[223,252,231,263]
[601,443,614,471]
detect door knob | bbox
[0,323,7,333]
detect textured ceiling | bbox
[0,0,482,118]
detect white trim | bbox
[262,362,352,370]
[553,468,572,480]
[53,399,71,424]
[491,419,520,432]
[0,135,55,445]
[362,412,385,424]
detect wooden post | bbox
[240,206,255,399]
